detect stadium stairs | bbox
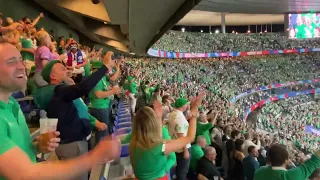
[100,99,134,180]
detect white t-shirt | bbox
[168,109,190,152]
[162,106,170,121]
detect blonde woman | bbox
[34,30,53,87]
[124,92,204,180]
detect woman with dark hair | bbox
[232,139,245,180]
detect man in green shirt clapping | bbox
[89,61,121,142]
[254,144,320,180]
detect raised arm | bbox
[109,59,122,81]
[0,23,22,34]
[55,65,108,101]
[164,93,205,155]
[0,136,120,180]
[286,152,320,180]
[32,13,44,27]
[55,51,114,101]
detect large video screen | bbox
[288,13,320,39]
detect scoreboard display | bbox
[288,13,320,39]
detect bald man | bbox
[189,136,206,179]
[0,42,120,180]
[197,146,223,180]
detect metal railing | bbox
[90,163,110,180]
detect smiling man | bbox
[0,42,121,180]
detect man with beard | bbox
[65,40,88,84]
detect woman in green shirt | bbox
[121,126,176,177]
[127,93,204,180]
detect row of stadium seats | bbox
[116,101,131,158]
[12,91,40,125]
[106,100,133,180]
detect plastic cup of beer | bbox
[39,118,58,149]
[125,165,134,177]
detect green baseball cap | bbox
[171,98,189,108]
[30,66,36,73]
[91,61,104,69]
[128,76,134,81]
[41,60,61,83]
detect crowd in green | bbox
[120,53,320,166]
[258,95,320,153]
[152,31,320,53]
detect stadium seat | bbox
[118,111,130,116]
[120,144,129,157]
[115,122,132,129]
[117,114,130,120]
[117,119,131,125]
[115,127,131,135]
[12,91,31,113]
[12,91,39,124]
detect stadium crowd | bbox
[1,10,320,180]
[152,30,320,53]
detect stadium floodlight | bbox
[247,30,251,33]
[232,30,235,33]
[264,30,267,33]
[181,27,185,32]
[215,29,220,34]
[200,30,203,33]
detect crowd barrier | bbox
[147,48,320,58]
[230,78,320,104]
[243,88,320,121]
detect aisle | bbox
[108,100,133,180]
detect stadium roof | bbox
[177,11,284,26]
[196,0,320,14]
[33,0,201,55]
[33,0,320,54]
[178,0,320,26]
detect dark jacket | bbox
[34,66,108,144]
[243,155,260,180]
